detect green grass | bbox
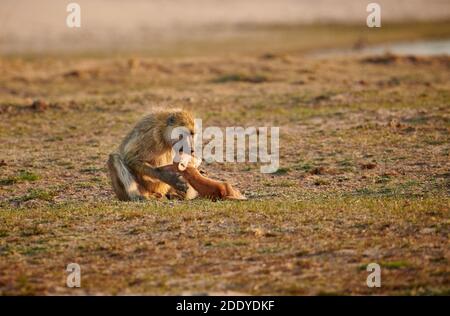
[10,189,56,203]
[381,261,411,270]
[212,74,269,84]
[0,170,40,186]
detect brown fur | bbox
[162,164,247,201]
[108,109,195,201]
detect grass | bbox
[0,197,448,295]
[11,189,56,203]
[381,261,411,270]
[0,170,40,186]
[212,74,269,84]
[0,21,449,295]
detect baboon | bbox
[107,109,195,201]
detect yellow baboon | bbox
[107,109,195,201]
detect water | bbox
[312,39,450,58]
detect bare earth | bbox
[0,18,449,295]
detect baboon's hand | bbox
[154,166,189,193]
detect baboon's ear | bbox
[167,114,176,125]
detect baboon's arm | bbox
[140,163,189,193]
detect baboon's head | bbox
[164,110,195,154]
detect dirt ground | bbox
[0,20,449,295]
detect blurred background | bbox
[1,0,450,55]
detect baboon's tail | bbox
[107,153,142,201]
